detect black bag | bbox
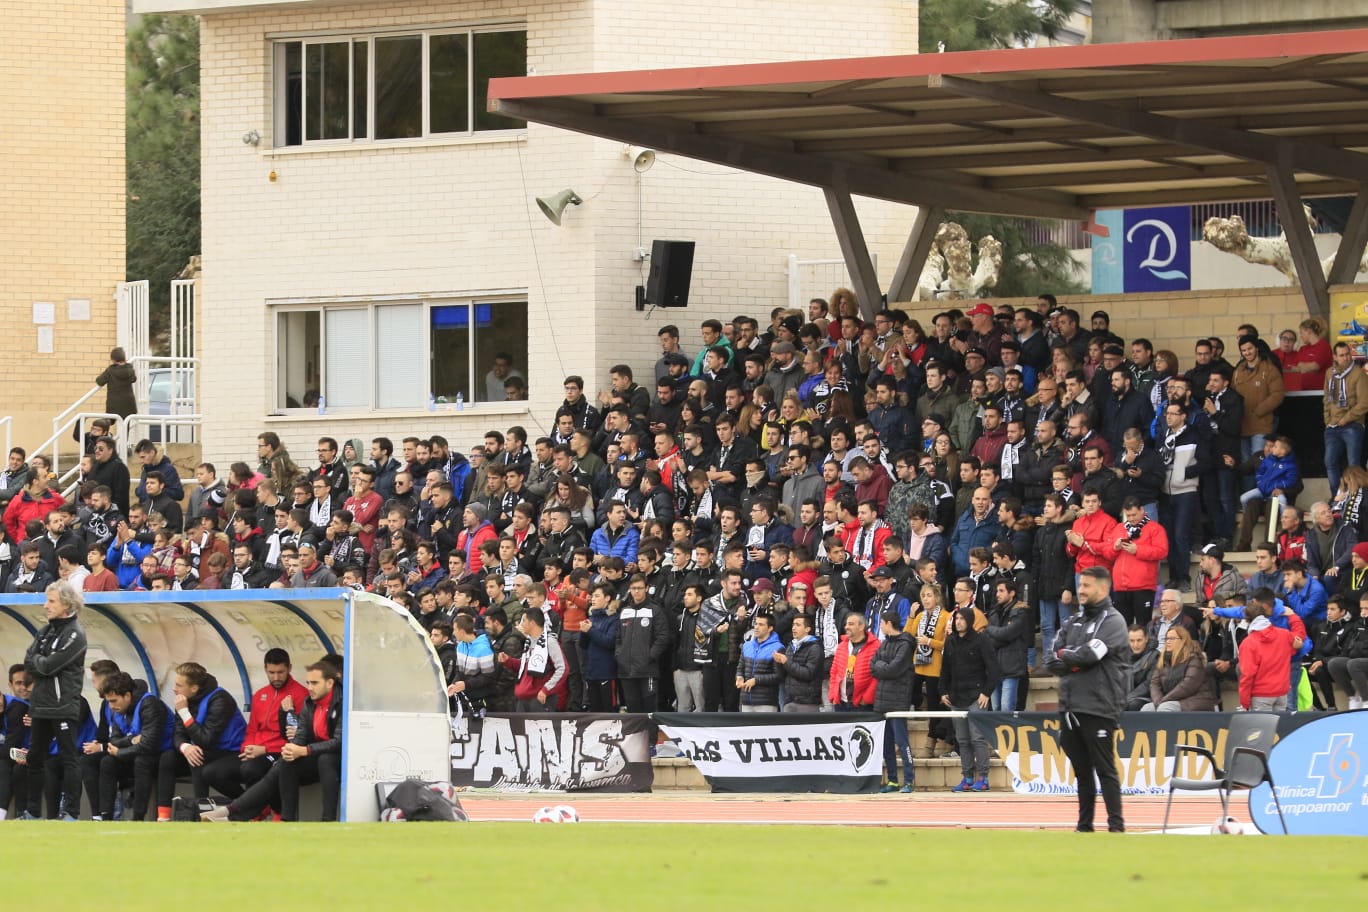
[381,780,467,822]
[172,796,216,822]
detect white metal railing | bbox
[117,280,151,405]
[129,354,200,444]
[52,386,105,435]
[787,253,877,313]
[126,413,203,449]
[0,417,10,458]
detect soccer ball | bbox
[1210,816,1246,835]
[532,804,580,823]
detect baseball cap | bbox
[870,566,896,579]
[1200,543,1224,562]
[966,303,994,318]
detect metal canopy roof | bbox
[488,29,1368,222]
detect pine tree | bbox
[920,0,1087,297]
[126,14,201,348]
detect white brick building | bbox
[135,0,921,467]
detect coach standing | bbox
[21,580,88,819]
[1047,566,1128,833]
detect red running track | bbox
[457,793,1249,831]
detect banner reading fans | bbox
[656,712,886,793]
[449,713,653,792]
[969,711,1324,795]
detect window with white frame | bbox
[274,298,528,411]
[273,26,527,146]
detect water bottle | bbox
[427,392,436,413]
[317,395,326,416]
[285,710,299,736]
[455,392,464,412]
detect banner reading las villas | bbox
[657,712,886,793]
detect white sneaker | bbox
[1349,697,1363,711]
[200,805,230,822]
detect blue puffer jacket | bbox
[949,510,1000,577]
[590,523,639,564]
[1255,454,1299,498]
[107,538,152,589]
[584,606,620,681]
[738,629,784,708]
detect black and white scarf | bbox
[1001,440,1023,480]
[913,602,943,665]
[1124,515,1149,539]
[1331,363,1355,409]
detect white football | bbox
[532,804,579,823]
[1210,816,1246,835]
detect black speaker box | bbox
[646,240,695,307]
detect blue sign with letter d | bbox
[1122,206,1190,293]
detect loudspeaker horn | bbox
[624,145,656,173]
[536,189,582,225]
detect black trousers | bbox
[619,677,658,747]
[24,718,79,818]
[719,659,740,712]
[911,674,949,742]
[200,754,271,801]
[230,752,340,822]
[1308,662,1338,710]
[157,747,239,807]
[561,631,585,711]
[98,751,160,820]
[1057,711,1124,832]
[584,679,617,713]
[619,677,657,714]
[1112,590,1155,627]
[0,754,29,817]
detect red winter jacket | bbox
[4,488,63,544]
[1238,618,1295,709]
[828,634,878,707]
[1111,521,1169,592]
[501,634,568,708]
[1067,509,1120,573]
[242,677,309,754]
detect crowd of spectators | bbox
[3,292,1368,800]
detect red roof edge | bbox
[490,27,1368,102]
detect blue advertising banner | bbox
[1249,711,1368,835]
[1122,206,1191,292]
[1090,209,1124,294]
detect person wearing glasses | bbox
[1145,588,1197,647]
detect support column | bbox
[1265,164,1329,318]
[824,183,884,322]
[1327,185,1368,287]
[887,205,945,304]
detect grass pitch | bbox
[1,823,1358,909]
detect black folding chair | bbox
[1162,711,1287,834]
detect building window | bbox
[274,27,526,147]
[275,298,527,411]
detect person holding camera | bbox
[18,580,88,820]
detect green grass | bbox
[0,823,1360,909]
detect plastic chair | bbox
[1162,712,1288,834]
